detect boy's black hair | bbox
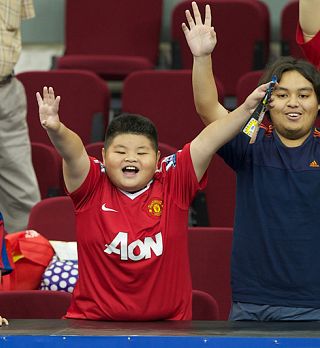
[104,113,158,151]
[260,56,320,103]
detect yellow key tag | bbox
[242,118,259,138]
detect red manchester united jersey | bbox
[296,24,320,69]
[65,143,206,321]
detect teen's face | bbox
[269,70,320,146]
[102,133,160,193]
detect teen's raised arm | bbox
[190,82,270,181]
[182,1,228,125]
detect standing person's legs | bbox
[0,78,40,232]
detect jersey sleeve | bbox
[159,143,207,209]
[68,157,105,211]
[296,24,320,69]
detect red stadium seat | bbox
[188,227,233,320]
[17,70,110,146]
[236,70,264,106]
[122,69,224,150]
[192,289,220,320]
[27,196,76,242]
[31,142,62,198]
[0,290,71,319]
[85,141,104,161]
[205,155,236,227]
[57,0,163,81]
[171,0,270,96]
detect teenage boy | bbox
[184,1,320,321]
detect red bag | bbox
[0,213,14,281]
[1,230,54,290]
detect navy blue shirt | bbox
[218,127,320,308]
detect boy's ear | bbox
[157,150,161,163]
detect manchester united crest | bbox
[147,199,163,217]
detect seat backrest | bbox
[188,227,233,320]
[171,0,270,96]
[27,196,76,241]
[85,141,104,161]
[122,69,224,150]
[236,70,264,106]
[31,142,62,198]
[85,141,177,162]
[205,155,236,227]
[64,0,162,65]
[0,290,71,319]
[192,289,220,320]
[17,70,110,146]
[280,0,304,59]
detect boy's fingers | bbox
[185,10,195,29]
[182,22,189,34]
[55,96,61,109]
[210,27,216,39]
[48,86,55,98]
[192,1,202,25]
[204,4,211,26]
[43,86,48,98]
[36,92,42,106]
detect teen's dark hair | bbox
[260,56,320,103]
[104,113,158,151]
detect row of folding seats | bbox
[18,68,257,149]
[23,69,236,227]
[0,289,219,320]
[26,197,232,320]
[53,0,301,98]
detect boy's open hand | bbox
[36,87,61,131]
[182,1,217,57]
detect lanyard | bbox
[242,75,277,144]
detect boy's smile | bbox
[102,133,160,193]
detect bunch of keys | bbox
[242,75,277,144]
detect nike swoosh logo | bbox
[101,204,118,213]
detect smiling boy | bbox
[36,81,268,320]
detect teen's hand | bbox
[244,82,275,115]
[182,1,217,57]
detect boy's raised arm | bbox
[36,87,90,193]
[182,1,228,125]
[190,82,270,181]
[299,0,320,42]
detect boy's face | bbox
[269,70,320,146]
[102,133,160,193]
